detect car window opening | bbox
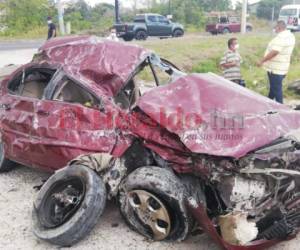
[114,58,178,110]
[113,62,154,109]
[8,68,55,99]
[53,78,100,109]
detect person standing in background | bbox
[107,27,119,42]
[220,38,245,87]
[257,20,295,104]
[47,16,57,40]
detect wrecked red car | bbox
[0,36,299,249]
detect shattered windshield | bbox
[114,55,184,109]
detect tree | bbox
[198,0,232,12]
[256,0,291,20]
[64,0,91,20]
[90,3,114,29]
[1,0,55,34]
[130,0,232,27]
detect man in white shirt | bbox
[257,20,295,103]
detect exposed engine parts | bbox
[195,137,300,246]
[217,176,267,212]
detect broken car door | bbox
[0,66,56,167]
[31,75,118,171]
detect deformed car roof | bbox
[37,35,151,97]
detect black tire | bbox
[173,29,184,37]
[123,35,134,42]
[32,165,107,246]
[135,30,148,40]
[119,166,192,241]
[246,26,253,32]
[222,28,230,34]
[0,142,16,173]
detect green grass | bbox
[137,33,300,100]
[0,26,48,40]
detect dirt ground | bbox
[0,166,299,250]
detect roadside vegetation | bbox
[138,33,300,99]
[0,0,289,39]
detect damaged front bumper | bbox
[187,197,295,250]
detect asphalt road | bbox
[0,39,44,51]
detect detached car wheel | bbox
[32,165,107,246]
[119,166,192,241]
[0,142,16,172]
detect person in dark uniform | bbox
[47,16,57,40]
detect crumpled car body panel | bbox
[37,36,151,97]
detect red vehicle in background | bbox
[206,12,253,34]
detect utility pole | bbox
[115,0,121,23]
[241,0,247,34]
[57,0,65,35]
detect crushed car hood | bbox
[137,73,300,158]
[36,36,151,97]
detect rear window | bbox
[8,68,56,99]
[280,8,297,16]
[134,15,145,23]
[148,15,157,22]
[158,16,169,23]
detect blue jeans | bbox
[268,72,285,104]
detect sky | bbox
[84,0,262,8]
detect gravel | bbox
[0,166,299,250]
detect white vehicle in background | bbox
[279,5,300,32]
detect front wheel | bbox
[222,28,230,34]
[119,167,192,241]
[123,34,134,42]
[246,26,253,32]
[32,165,107,246]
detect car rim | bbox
[128,190,171,240]
[138,32,145,40]
[40,177,85,228]
[175,31,182,37]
